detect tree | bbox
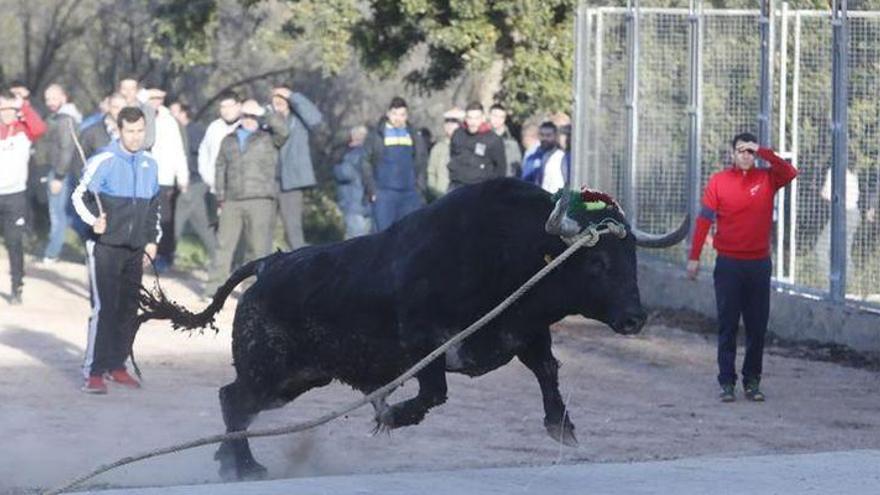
[186,0,578,121]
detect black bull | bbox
[138,178,687,481]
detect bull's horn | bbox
[545,192,581,237]
[633,214,690,248]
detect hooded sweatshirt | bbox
[0,101,47,194]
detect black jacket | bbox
[448,125,507,186]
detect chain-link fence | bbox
[576,4,880,309]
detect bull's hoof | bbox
[215,444,268,481]
[375,408,396,432]
[545,419,578,447]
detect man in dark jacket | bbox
[79,93,125,160]
[447,101,506,191]
[205,99,289,297]
[271,86,323,250]
[72,106,160,394]
[361,96,427,232]
[333,125,370,239]
[35,83,82,262]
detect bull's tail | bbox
[137,256,268,333]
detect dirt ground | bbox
[1,255,879,494]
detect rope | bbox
[43,223,620,495]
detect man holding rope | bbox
[72,107,161,394]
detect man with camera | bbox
[204,99,289,298]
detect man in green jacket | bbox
[205,99,289,297]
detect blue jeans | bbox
[373,189,423,232]
[43,173,71,260]
[343,213,372,239]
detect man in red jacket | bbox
[687,132,798,403]
[0,86,47,303]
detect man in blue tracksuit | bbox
[72,106,161,394]
[361,97,427,231]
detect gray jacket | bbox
[215,113,289,202]
[277,92,323,191]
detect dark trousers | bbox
[373,188,423,232]
[713,255,771,386]
[82,240,143,378]
[0,192,26,291]
[174,181,217,261]
[278,189,307,250]
[157,185,177,262]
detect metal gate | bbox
[573,1,880,309]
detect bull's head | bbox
[545,189,689,335]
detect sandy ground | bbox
[1,254,879,494]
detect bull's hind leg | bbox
[375,359,447,430]
[215,380,269,481]
[517,330,578,447]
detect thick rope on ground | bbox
[43,226,610,495]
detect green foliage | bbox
[275,0,576,120]
[149,0,219,69]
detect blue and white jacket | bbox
[72,140,161,249]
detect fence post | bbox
[686,0,703,246]
[624,0,640,223]
[573,1,590,188]
[830,0,849,302]
[758,0,773,147]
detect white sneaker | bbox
[40,257,58,265]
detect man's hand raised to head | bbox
[272,87,292,100]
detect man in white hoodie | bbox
[0,87,46,302]
[197,91,242,228]
[35,83,83,263]
[145,88,189,271]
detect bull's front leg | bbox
[377,359,447,430]
[517,330,578,447]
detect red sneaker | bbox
[82,375,108,394]
[106,369,141,388]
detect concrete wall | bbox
[638,256,880,353]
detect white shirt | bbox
[0,132,32,195]
[541,149,567,193]
[198,118,239,193]
[821,168,859,211]
[151,106,189,188]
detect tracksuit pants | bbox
[0,192,26,291]
[82,240,143,378]
[713,255,771,387]
[157,185,177,264]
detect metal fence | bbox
[573,2,880,309]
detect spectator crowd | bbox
[0,78,572,392]
[1,78,575,302]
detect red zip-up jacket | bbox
[689,148,798,261]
